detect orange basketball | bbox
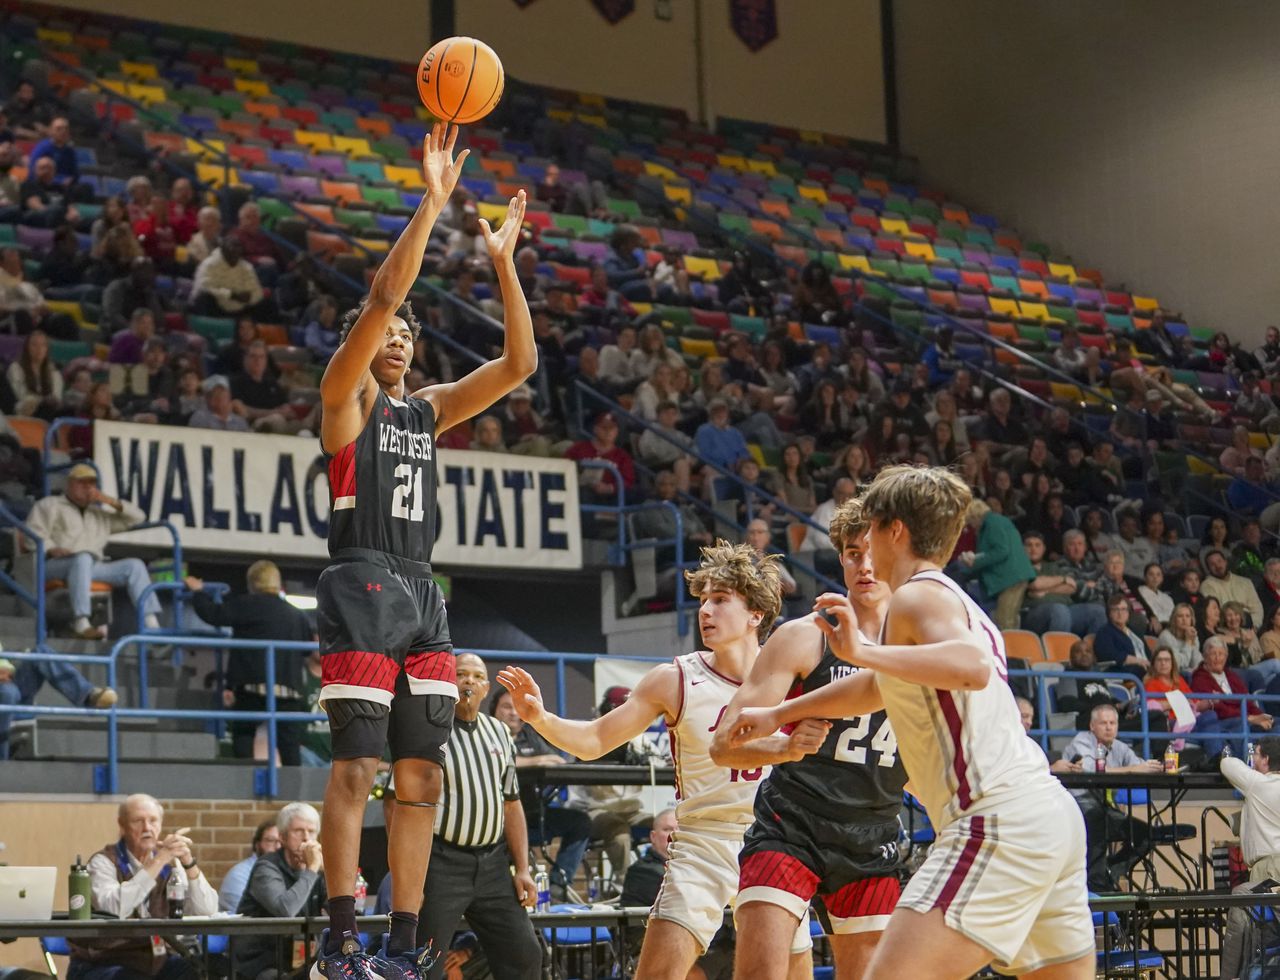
[416,37,504,125]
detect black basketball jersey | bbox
[327,389,438,564]
[763,642,907,823]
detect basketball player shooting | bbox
[711,496,906,980]
[497,542,818,980]
[311,123,537,980]
[726,466,1093,980]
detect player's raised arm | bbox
[710,616,829,768]
[849,581,992,690]
[725,670,883,750]
[416,191,537,435]
[496,663,674,761]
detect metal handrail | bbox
[0,501,48,649]
[40,417,92,497]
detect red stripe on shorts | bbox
[823,874,900,919]
[322,650,399,693]
[404,650,456,686]
[933,815,985,913]
[739,850,820,901]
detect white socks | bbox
[72,616,92,633]
[144,614,161,630]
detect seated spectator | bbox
[792,259,844,325]
[28,117,82,192]
[37,224,91,295]
[4,81,49,139]
[489,687,592,896]
[119,339,175,418]
[185,205,221,264]
[973,387,1029,466]
[101,256,164,337]
[234,803,326,980]
[1157,603,1203,673]
[776,443,816,514]
[0,143,20,220]
[1143,646,1196,734]
[0,246,75,338]
[131,194,179,271]
[1062,704,1160,892]
[1136,562,1175,635]
[796,477,856,580]
[1113,509,1157,580]
[1057,442,1109,508]
[24,463,162,639]
[1202,547,1265,626]
[19,156,78,227]
[69,794,216,979]
[90,195,129,255]
[1236,372,1272,426]
[231,340,313,435]
[565,410,636,506]
[1231,519,1269,583]
[1220,424,1262,477]
[68,382,121,457]
[468,413,504,453]
[1170,566,1205,610]
[1218,738,1280,980]
[0,653,115,760]
[581,263,635,318]
[800,379,854,451]
[745,517,798,610]
[1097,550,1151,636]
[1020,531,1106,636]
[726,457,780,525]
[301,295,340,360]
[188,375,250,432]
[634,362,680,423]
[190,237,273,319]
[167,178,199,243]
[1087,441,1125,505]
[7,329,63,418]
[957,498,1035,630]
[89,223,144,289]
[1053,326,1087,377]
[635,322,684,376]
[603,225,652,299]
[1220,600,1270,688]
[445,205,487,260]
[166,367,204,425]
[108,308,156,365]
[599,324,646,391]
[218,818,281,913]
[694,397,751,494]
[1228,456,1280,533]
[124,174,152,224]
[631,468,712,574]
[1093,594,1151,678]
[1190,636,1275,759]
[188,560,314,765]
[227,201,281,266]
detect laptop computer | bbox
[0,866,57,920]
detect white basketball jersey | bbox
[876,570,1056,830]
[670,651,767,829]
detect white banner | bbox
[93,421,582,569]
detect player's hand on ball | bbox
[812,594,865,666]
[786,718,831,761]
[480,190,526,263]
[421,123,469,205]
[724,706,780,747]
[495,666,548,724]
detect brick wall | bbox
[159,798,322,887]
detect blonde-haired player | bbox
[726,466,1093,980]
[498,541,816,980]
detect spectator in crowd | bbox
[0,246,74,338]
[68,794,217,980]
[499,385,557,456]
[973,387,1029,465]
[0,654,115,760]
[1093,594,1151,679]
[186,206,221,265]
[131,195,179,271]
[4,81,49,139]
[1019,531,1106,636]
[1231,519,1269,583]
[124,175,152,223]
[416,654,541,977]
[1015,695,1077,773]
[90,223,144,289]
[228,201,281,266]
[107,308,156,365]
[188,375,250,432]
[167,178,199,243]
[534,162,567,212]
[1200,516,1233,563]
[565,410,636,509]
[1098,550,1151,636]
[231,340,312,435]
[636,400,695,490]
[218,818,282,913]
[1170,566,1205,609]
[745,517,798,606]
[1227,456,1280,532]
[1201,548,1265,626]
[1220,424,1261,477]
[1157,603,1203,673]
[187,560,315,766]
[488,687,592,898]
[1062,704,1161,892]
[24,463,162,639]
[0,143,21,220]
[213,317,272,379]
[1142,646,1196,733]
[8,329,63,418]
[28,116,79,190]
[190,237,272,318]
[1261,604,1280,668]
[957,498,1035,630]
[1114,510,1157,580]
[1191,636,1274,760]
[38,224,91,295]
[598,324,645,391]
[20,156,77,227]
[301,295,340,360]
[1218,738,1280,980]
[694,398,751,495]
[627,469,712,600]
[1136,562,1175,635]
[603,225,651,298]
[234,803,326,980]
[1219,600,1270,689]
[776,442,816,514]
[89,195,129,254]
[100,256,164,337]
[796,476,856,579]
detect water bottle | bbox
[534,864,550,913]
[1223,742,1233,760]
[353,868,368,915]
[587,874,601,903]
[1095,742,1106,774]
[1249,743,1257,769]
[1164,744,1179,773]
[166,866,184,919]
[68,856,91,920]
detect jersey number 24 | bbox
[833,715,898,768]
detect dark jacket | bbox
[191,590,314,694]
[234,850,326,977]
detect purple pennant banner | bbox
[591,0,635,25]
[730,0,778,52]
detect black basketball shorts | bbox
[317,548,454,762]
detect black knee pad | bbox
[325,698,390,760]
[387,693,454,765]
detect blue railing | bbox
[41,417,91,497]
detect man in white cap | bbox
[25,462,162,639]
[188,375,249,432]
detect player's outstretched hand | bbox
[812,593,866,666]
[723,705,781,747]
[495,665,548,725]
[480,190,526,264]
[785,718,831,762]
[421,123,469,205]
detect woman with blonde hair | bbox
[1156,603,1202,672]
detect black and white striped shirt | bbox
[436,713,519,848]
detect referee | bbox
[416,653,541,980]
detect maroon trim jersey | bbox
[327,389,438,564]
